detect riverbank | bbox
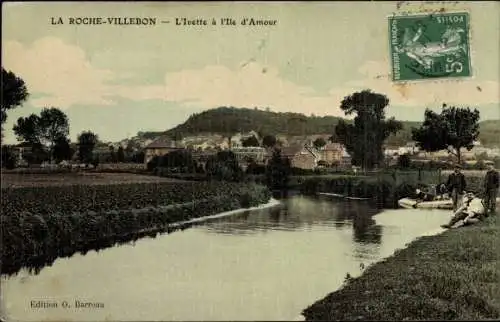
[302,214,500,320]
[299,170,488,208]
[1,179,271,275]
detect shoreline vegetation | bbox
[301,171,500,321]
[302,213,500,321]
[0,180,271,276]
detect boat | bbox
[398,197,453,210]
[317,192,370,201]
[399,196,500,210]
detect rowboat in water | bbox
[317,192,370,201]
[398,196,500,210]
[398,198,454,210]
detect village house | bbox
[231,147,268,165]
[229,130,260,148]
[143,139,184,164]
[316,142,344,165]
[279,145,319,170]
[340,149,352,168]
[191,149,218,170]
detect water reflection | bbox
[202,195,383,246]
[1,195,452,322]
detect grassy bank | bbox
[1,181,271,275]
[302,214,500,321]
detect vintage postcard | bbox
[1,1,499,321]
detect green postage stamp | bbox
[388,11,472,82]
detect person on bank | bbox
[441,192,485,229]
[483,164,499,215]
[447,164,467,211]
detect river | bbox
[1,194,451,321]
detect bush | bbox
[146,155,160,172]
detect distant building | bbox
[340,149,352,168]
[231,147,268,164]
[316,142,343,165]
[144,139,183,164]
[279,145,319,169]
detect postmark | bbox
[388,11,472,82]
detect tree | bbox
[12,114,40,144]
[206,150,243,181]
[397,154,411,169]
[412,104,480,164]
[313,137,327,150]
[13,107,70,161]
[38,108,70,155]
[52,136,73,163]
[1,68,29,140]
[117,146,125,162]
[265,148,291,190]
[108,146,117,163]
[159,149,196,172]
[1,145,17,169]
[241,135,260,147]
[77,131,98,165]
[130,151,145,164]
[262,135,277,148]
[334,90,403,170]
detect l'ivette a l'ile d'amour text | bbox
[50,16,277,26]
[175,17,278,26]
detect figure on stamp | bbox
[396,24,467,70]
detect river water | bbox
[1,195,451,321]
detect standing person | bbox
[483,164,499,215]
[447,164,467,211]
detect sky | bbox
[2,1,499,144]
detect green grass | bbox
[302,214,500,321]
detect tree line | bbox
[1,68,143,168]
[2,68,485,171]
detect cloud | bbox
[345,60,500,108]
[3,37,498,116]
[3,37,115,108]
[117,62,346,116]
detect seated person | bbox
[440,192,485,228]
[436,183,449,200]
[415,185,437,202]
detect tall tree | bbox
[412,104,480,164]
[265,148,291,190]
[1,68,29,140]
[334,90,402,170]
[313,137,327,150]
[241,135,260,147]
[77,131,98,165]
[109,145,117,163]
[13,107,69,162]
[12,114,40,144]
[52,136,73,162]
[262,135,277,148]
[38,108,70,156]
[117,146,125,162]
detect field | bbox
[1,172,185,188]
[1,172,272,275]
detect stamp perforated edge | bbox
[386,7,475,86]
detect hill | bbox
[136,107,500,147]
